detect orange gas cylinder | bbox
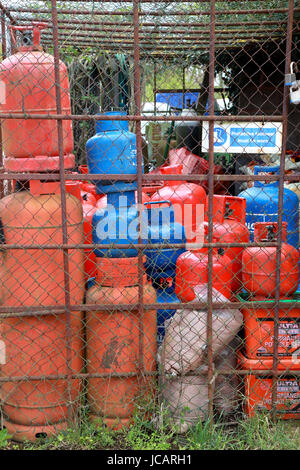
[86,257,157,430]
[175,246,233,302]
[0,23,74,171]
[206,195,249,292]
[0,180,85,442]
[238,353,300,419]
[150,165,206,244]
[242,222,299,298]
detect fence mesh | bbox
[0,0,299,442]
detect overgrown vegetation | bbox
[1,411,299,451]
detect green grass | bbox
[0,428,11,449]
[0,411,293,451]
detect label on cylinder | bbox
[256,318,300,357]
[253,377,300,415]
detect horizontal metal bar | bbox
[8,7,299,17]
[0,173,299,183]
[15,17,291,28]
[0,300,298,317]
[42,28,284,38]
[0,113,284,121]
[0,368,299,384]
[0,242,282,250]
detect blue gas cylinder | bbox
[86,111,140,194]
[239,165,299,248]
[144,201,185,343]
[92,190,146,257]
[155,277,180,345]
[144,200,186,279]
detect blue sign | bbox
[230,127,277,148]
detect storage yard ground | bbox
[0,415,300,450]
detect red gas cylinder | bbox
[65,181,82,202]
[80,182,99,206]
[82,202,97,283]
[86,257,157,429]
[142,183,164,198]
[81,189,97,207]
[175,245,233,302]
[78,165,88,174]
[65,179,98,283]
[168,147,228,194]
[206,195,249,293]
[0,180,85,442]
[151,165,206,244]
[0,23,74,172]
[242,222,299,298]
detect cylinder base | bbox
[3,419,68,443]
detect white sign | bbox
[202,121,282,154]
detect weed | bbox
[234,412,300,450]
[0,428,11,449]
[185,419,236,450]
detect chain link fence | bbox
[0,0,299,442]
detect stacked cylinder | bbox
[0,24,85,442]
[86,112,157,429]
[240,221,300,418]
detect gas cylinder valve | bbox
[285,62,300,105]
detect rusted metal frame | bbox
[0,173,299,184]
[42,36,284,46]
[0,369,299,385]
[133,0,145,386]
[7,7,299,16]
[153,60,157,114]
[207,0,216,421]
[0,113,284,121]
[1,11,6,59]
[51,0,74,424]
[41,28,284,39]
[0,300,298,317]
[0,173,299,182]
[15,17,291,29]
[0,12,6,199]
[32,24,288,34]
[0,242,280,250]
[0,368,299,385]
[0,1,16,25]
[43,37,283,47]
[271,0,295,421]
[41,35,286,45]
